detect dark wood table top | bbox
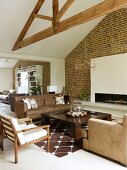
[42,110,111,125]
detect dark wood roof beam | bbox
[34,14,53,21]
[57,0,75,20]
[12,0,45,51]
[12,0,127,51]
[52,0,59,33]
[56,0,127,32]
[18,27,54,49]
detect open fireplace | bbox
[95,93,127,105]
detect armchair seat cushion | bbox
[19,123,36,130]
[11,119,47,145]
[23,128,47,144]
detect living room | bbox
[0,0,127,169]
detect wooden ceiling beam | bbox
[14,27,54,50]
[34,14,53,21]
[57,0,74,20]
[12,0,45,51]
[52,0,59,32]
[56,0,127,32]
[12,0,127,51]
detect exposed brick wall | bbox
[13,60,50,94]
[65,8,127,98]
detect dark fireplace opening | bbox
[95,93,127,105]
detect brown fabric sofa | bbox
[14,93,70,120]
[82,114,127,166]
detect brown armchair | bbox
[82,114,127,167]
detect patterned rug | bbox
[35,120,82,157]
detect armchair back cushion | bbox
[0,113,25,145]
[11,118,25,145]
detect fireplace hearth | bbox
[95,93,127,105]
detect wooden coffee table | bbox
[41,110,111,141]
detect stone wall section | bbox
[65,8,127,98]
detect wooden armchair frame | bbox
[0,114,50,164]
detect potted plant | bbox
[29,87,38,95]
[36,82,43,95]
[80,91,89,101]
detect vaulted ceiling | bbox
[0,0,127,59]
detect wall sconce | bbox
[90,59,97,70]
[74,60,97,70]
[90,62,97,69]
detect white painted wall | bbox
[50,60,65,93]
[91,53,127,102]
[0,52,65,93]
[0,68,13,92]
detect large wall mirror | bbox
[0,58,50,95]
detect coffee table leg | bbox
[41,114,44,125]
[41,115,50,125]
[70,124,82,141]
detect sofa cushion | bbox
[32,95,45,107]
[36,99,44,107]
[55,96,64,104]
[54,104,70,111]
[22,98,31,109]
[15,95,45,107]
[45,95,56,106]
[27,106,54,116]
[29,98,38,109]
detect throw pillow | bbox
[9,89,15,93]
[22,98,31,109]
[29,98,38,109]
[55,96,64,104]
[3,90,9,95]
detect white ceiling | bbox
[0,0,104,60]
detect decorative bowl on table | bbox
[66,111,87,118]
[66,101,87,117]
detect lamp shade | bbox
[47,86,57,92]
